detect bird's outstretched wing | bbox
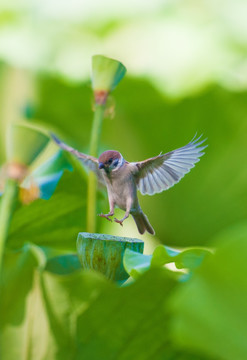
[132,135,207,195]
[51,134,105,185]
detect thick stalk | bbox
[87,104,105,233]
[0,178,18,272]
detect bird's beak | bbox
[98,162,104,169]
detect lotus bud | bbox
[91,55,126,105]
[6,122,50,168]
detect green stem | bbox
[87,104,105,233]
[0,178,18,272]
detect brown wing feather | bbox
[132,135,207,195]
[51,134,105,185]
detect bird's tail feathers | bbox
[132,211,155,235]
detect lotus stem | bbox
[87,103,106,233]
[0,178,18,273]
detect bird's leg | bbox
[114,199,131,226]
[98,197,115,222]
[98,212,114,222]
[114,210,130,227]
[98,212,114,221]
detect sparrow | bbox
[52,134,206,235]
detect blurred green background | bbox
[1,2,247,360]
[0,0,247,247]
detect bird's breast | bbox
[103,169,138,210]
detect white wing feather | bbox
[133,135,207,195]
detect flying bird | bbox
[52,134,206,235]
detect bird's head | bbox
[98,150,123,172]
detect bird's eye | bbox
[108,158,113,164]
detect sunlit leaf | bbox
[124,245,211,279]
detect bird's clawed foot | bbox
[114,218,123,226]
[98,213,113,222]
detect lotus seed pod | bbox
[77,232,144,282]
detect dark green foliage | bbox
[171,223,247,360]
[35,76,247,246]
